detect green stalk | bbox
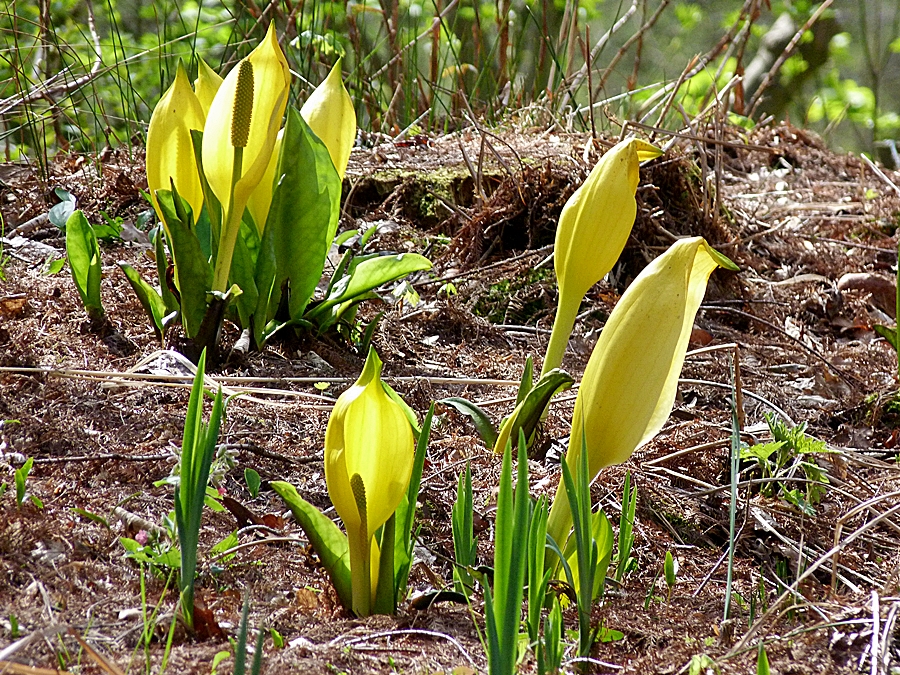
[212,147,244,292]
[349,474,372,616]
[541,294,581,377]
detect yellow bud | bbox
[541,137,662,376]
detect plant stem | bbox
[541,295,580,377]
[348,526,372,616]
[212,147,244,292]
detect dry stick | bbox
[34,452,171,464]
[701,305,862,387]
[747,0,835,117]
[730,501,900,655]
[831,490,900,593]
[592,0,671,97]
[860,153,900,198]
[635,0,756,118]
[871,591,881,675]
[0,365,521,388]
[0,3,101,117]
[333,629,477,670]
[624,119,779,153]
[418,244,554,287]
[220,442,322,466]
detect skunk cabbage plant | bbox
[541,137,662,377]
[545,236,738,549]
[272,349,430,616]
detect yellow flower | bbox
[325,348,415,615]
[193,58,223,116]
[541,137,662,377]
[545,237,738,548]
[300,57,356,180]
[146,61,206,224]
[202,22,291,291]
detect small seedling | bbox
[664,551,677,602]
[452,462,477,595]
[756,643,770,675]
[614,471,638,583]
[244,468,261,498]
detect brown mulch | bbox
[2,121,900,674]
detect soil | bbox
[3,122,900,674]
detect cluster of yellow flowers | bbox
[145,25,355,292]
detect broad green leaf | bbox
[64,210,104,321]
[229,219,260,330]
[306,253,431,323]
[271,480,352,610]
[118,262,167,341]
[157,189,212,339]
[439,397,498,447]
[262,108,341,322]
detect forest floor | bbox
[2,122,900,674]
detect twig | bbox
[730,501,900,654]
[701,305,862,387]
[33,452,170,464]
[332,629,477,670]
[747,0,836,117]
[0,2,102,117]
[860,153,900,198]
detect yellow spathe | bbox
[202,23,290,291]
[193,58,223,116]
[300,57,356,180]
[324,348,414,615]
[545,236,737,548]
[146,62,206,224]
[541,137,662,377]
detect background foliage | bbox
[1,0,899,167]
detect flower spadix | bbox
[300,57,356,180]
[146,61,206,224]
[541,137,662,377]
[325,347,415,616]
[202,22,290,291]
[545,237,738,548]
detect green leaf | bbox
[394,405,432,603]
[210,530,239,561]
[439,397,498,447]
[157,188,212,339]
[71,507,110,529]
[493,368,575,454]
[515,356,534,407]
[43,257,65,275]
[244,468,261,498]
[174,350,224,630]
[757,643,770,675]
[271,480,352,610]
[262,108,342,322]
[229,219,260,331]
[15,457,33,507]
[118,262,168,341]
[65,210,105,321]
[155,231,179,313]
[305,253,432,324]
